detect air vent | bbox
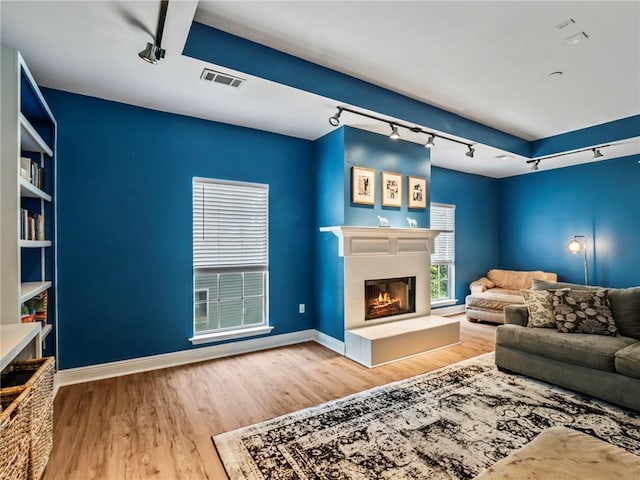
[200,69,245,88]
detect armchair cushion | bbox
[488,269,557,290]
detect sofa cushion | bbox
[488,269,557,290]
[531,279,599,291]
[608,287,640,340]
[466,289,523,311]
[615,343,640,379]
[522,289,556,328]
[496,324,637,372]
[550,289,618,336]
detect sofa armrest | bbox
[470,277,495,295]
[504,304,529,327]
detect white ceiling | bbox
[1,1,639,178]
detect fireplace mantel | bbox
[319,226,443,257]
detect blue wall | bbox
[499,154,640,288]
[343,128,430,228]
[43,89,316,369]
[431,167,500,304]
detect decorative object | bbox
[381,171,402,207]
[376,215,389,227]
[213,353,639,480]
[521,289,556,328]
[567,235,589,285]
[351,166,376,205]
[406,217,417,228]
[407,175,427,208]
[549,288,617,336]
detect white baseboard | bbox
[431,304,466,316]
[56,329,318,387]
[314,330,345,355]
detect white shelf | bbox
[40,324,52,343]
[19,240,51,248]
[20,281,52,303]
[19,113,53,156]
[0,323,41,371]
[19,177,52,201]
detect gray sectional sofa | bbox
[495,281,640,411]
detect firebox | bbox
[364,276,416,321]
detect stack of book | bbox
[20,157,44,189]
[20,209,45,241]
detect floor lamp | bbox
[567,235,589,285]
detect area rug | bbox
[213,353,640,480]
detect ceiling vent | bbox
[200,68,245,88]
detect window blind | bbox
[193,179,268,269]
[431,203,455,264]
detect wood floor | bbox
[44,315,496,480]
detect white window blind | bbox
[193,179,268,269]
[431,203,455,264]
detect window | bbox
[191,178,271,343]
[430,203,456,306]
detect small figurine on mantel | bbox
[406,217,417,228]
[377,215,390,227]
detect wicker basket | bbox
[2,358,54,480]
[0,386,31,480]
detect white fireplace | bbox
[320,226,460,367]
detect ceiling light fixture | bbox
[328,107,343,126]
[139,0,168,64]
[466,146,475,158]
[526,144,610,171]
[531,159,541,171]
[424,135,436,148]
[327,105,475,152]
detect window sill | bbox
[189,325,274,345]
[431,299,458,308]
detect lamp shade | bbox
[567,238,583,254]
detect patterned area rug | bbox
[213,353,640,479]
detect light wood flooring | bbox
[44,314,496,480]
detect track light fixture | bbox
[526,144,610,171]
[328,105,474,153]
[328,108,343,126]
[424,135,436,148]
[139,0,168,64]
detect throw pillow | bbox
[522,289,556,328]
[550,289,618,336]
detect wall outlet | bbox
[299,303,305,314]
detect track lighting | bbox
[526,144,610,171]
[139,0,168,64]
[327,106,474,152]
[466,146,475,158]
[329,108,342,126]
[424,135,435,148]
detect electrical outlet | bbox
[299,303,305,314]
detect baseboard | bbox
[314,330,345,355]
[56,329,317,387]
[431,304,465,316]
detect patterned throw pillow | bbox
[522,289,556,328]
[550,289,618,336]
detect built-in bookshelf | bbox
[0,47,56,369]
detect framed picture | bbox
[381,171,402,207]
[351,166,376,205]
[407,175,427,209]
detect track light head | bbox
[466,145,475,158]
[328,108,342,127]
[592,148,604,159]
[424,134,435,148]
[531,159,541,171]
[139,42,165,64]
[389,124,400,140]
